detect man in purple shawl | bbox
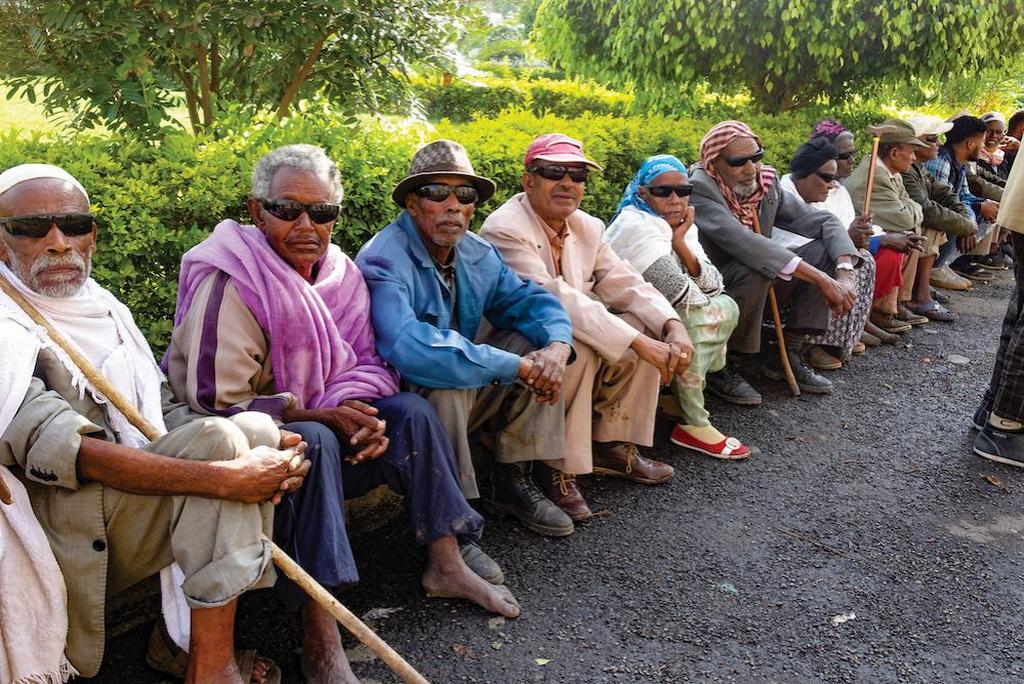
[165,144,519,683]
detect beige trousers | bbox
[412,330,566,500]
[550,313,661,475]
[103,413,277,604]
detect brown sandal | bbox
[146,618,281,683]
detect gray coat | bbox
[688,164,859,278]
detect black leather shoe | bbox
[485,462,574,537]
[761,349,833,394]
[706,359,762,406]
[974,425,1024,468]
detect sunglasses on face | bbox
[413,183,479,205]
[529,165,590,183]
[0,213,95,239]
[722,149,765,167]
[645,184,693,198]
[923,135,940,144]
[815,171,838,183]
[261,199,340,224]
[836,151,856,160]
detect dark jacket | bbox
[689,164,858,280]
[901,163,975,237]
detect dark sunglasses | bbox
[722,149,765,167]
[815,171,838,183]
[0,213,96,238]
[646,184,693,198]
[414,183,479,205]
[261,199,340,224]
[922,135,940,144]
[836,151,857,160]
[529,165,590,183]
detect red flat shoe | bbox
[670,425,751,460]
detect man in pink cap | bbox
[480,134,693,521]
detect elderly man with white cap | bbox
[0,163,309,683]
[480,134,691,522]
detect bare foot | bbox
[301,602,360,684]
[422,562,522,618]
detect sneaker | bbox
[950,259,991,282]
[978,253,1009,271]
[930,265,973,291]
[706,360,762,406]
[670,424,751,460]
[972,404,990,431]
[974,425,1024,468]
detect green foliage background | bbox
[0,94,888,351]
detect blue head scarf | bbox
[613,154,688,222]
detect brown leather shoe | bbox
[592,441,674,485]
[534,462,592,521]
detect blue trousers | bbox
[272,392,483,610]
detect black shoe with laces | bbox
[761,349,833,394]
[485,462,574,537]
[706,359,762,406]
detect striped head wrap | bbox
[699,121,776,228]
[810,119,851,142]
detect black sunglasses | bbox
[530,165,590,183]
[922,135,940,144]
[815,171,838,183]
[836,151,857,160]
[646,184,693,198]
[0,213,96,239]
[722,149,765,167]
[414,183,479,205]
[261,199,340,224]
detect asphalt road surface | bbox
[96,269,1023,683]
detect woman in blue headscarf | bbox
[604,155,749,460]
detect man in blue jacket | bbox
[357,140,579,537]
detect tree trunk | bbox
[210,35,221,97]
[275,33,329,119]
[194,42,213,126]
[175,65,201,133]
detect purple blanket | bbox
[172,219,398,409]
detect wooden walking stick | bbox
[0,471,12,505]
[861,123,902,215]
[751,213,800,397]
[0,275,430,684]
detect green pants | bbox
[671,293,739,427]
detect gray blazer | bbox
[689,164,858,279]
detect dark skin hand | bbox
[880,232,926,253]
[979,200,1000,222]
[519,341,571,403]
[793,261,855,316]
[958,233,977,253]
[283,400,389,464]
[848,213,874,250]
[630,320,695,386]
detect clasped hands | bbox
[518,341,572,403]
[630,319,695,386]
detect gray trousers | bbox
[410,329,565,500]
[721,239,834,354]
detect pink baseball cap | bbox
[523,134,603,170]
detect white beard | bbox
[8,250,91,298]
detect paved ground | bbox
[95,270,1024,683]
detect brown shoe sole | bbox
[592,466,674,485]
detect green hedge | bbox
[0,104,885,351]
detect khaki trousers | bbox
[412,329,566,500]
[550,313,661,475]
[103,413,277,604]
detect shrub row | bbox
[0,104,885,350]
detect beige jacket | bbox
[480,193,679,363]
[998,158,1024,234]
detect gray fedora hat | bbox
[392,139,497,208]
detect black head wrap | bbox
[790,138,839,179]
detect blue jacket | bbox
[356,212,573,389]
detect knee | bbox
[190,416,249,462]
[376,392,443,433]
[229,411,281,449]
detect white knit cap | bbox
[0,163,89,202]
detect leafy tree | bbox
[532,0,1024,112]
[0,0,465,136]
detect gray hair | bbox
[251,144,343,203]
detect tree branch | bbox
[193,42,213,126]
[275,31,330,119]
